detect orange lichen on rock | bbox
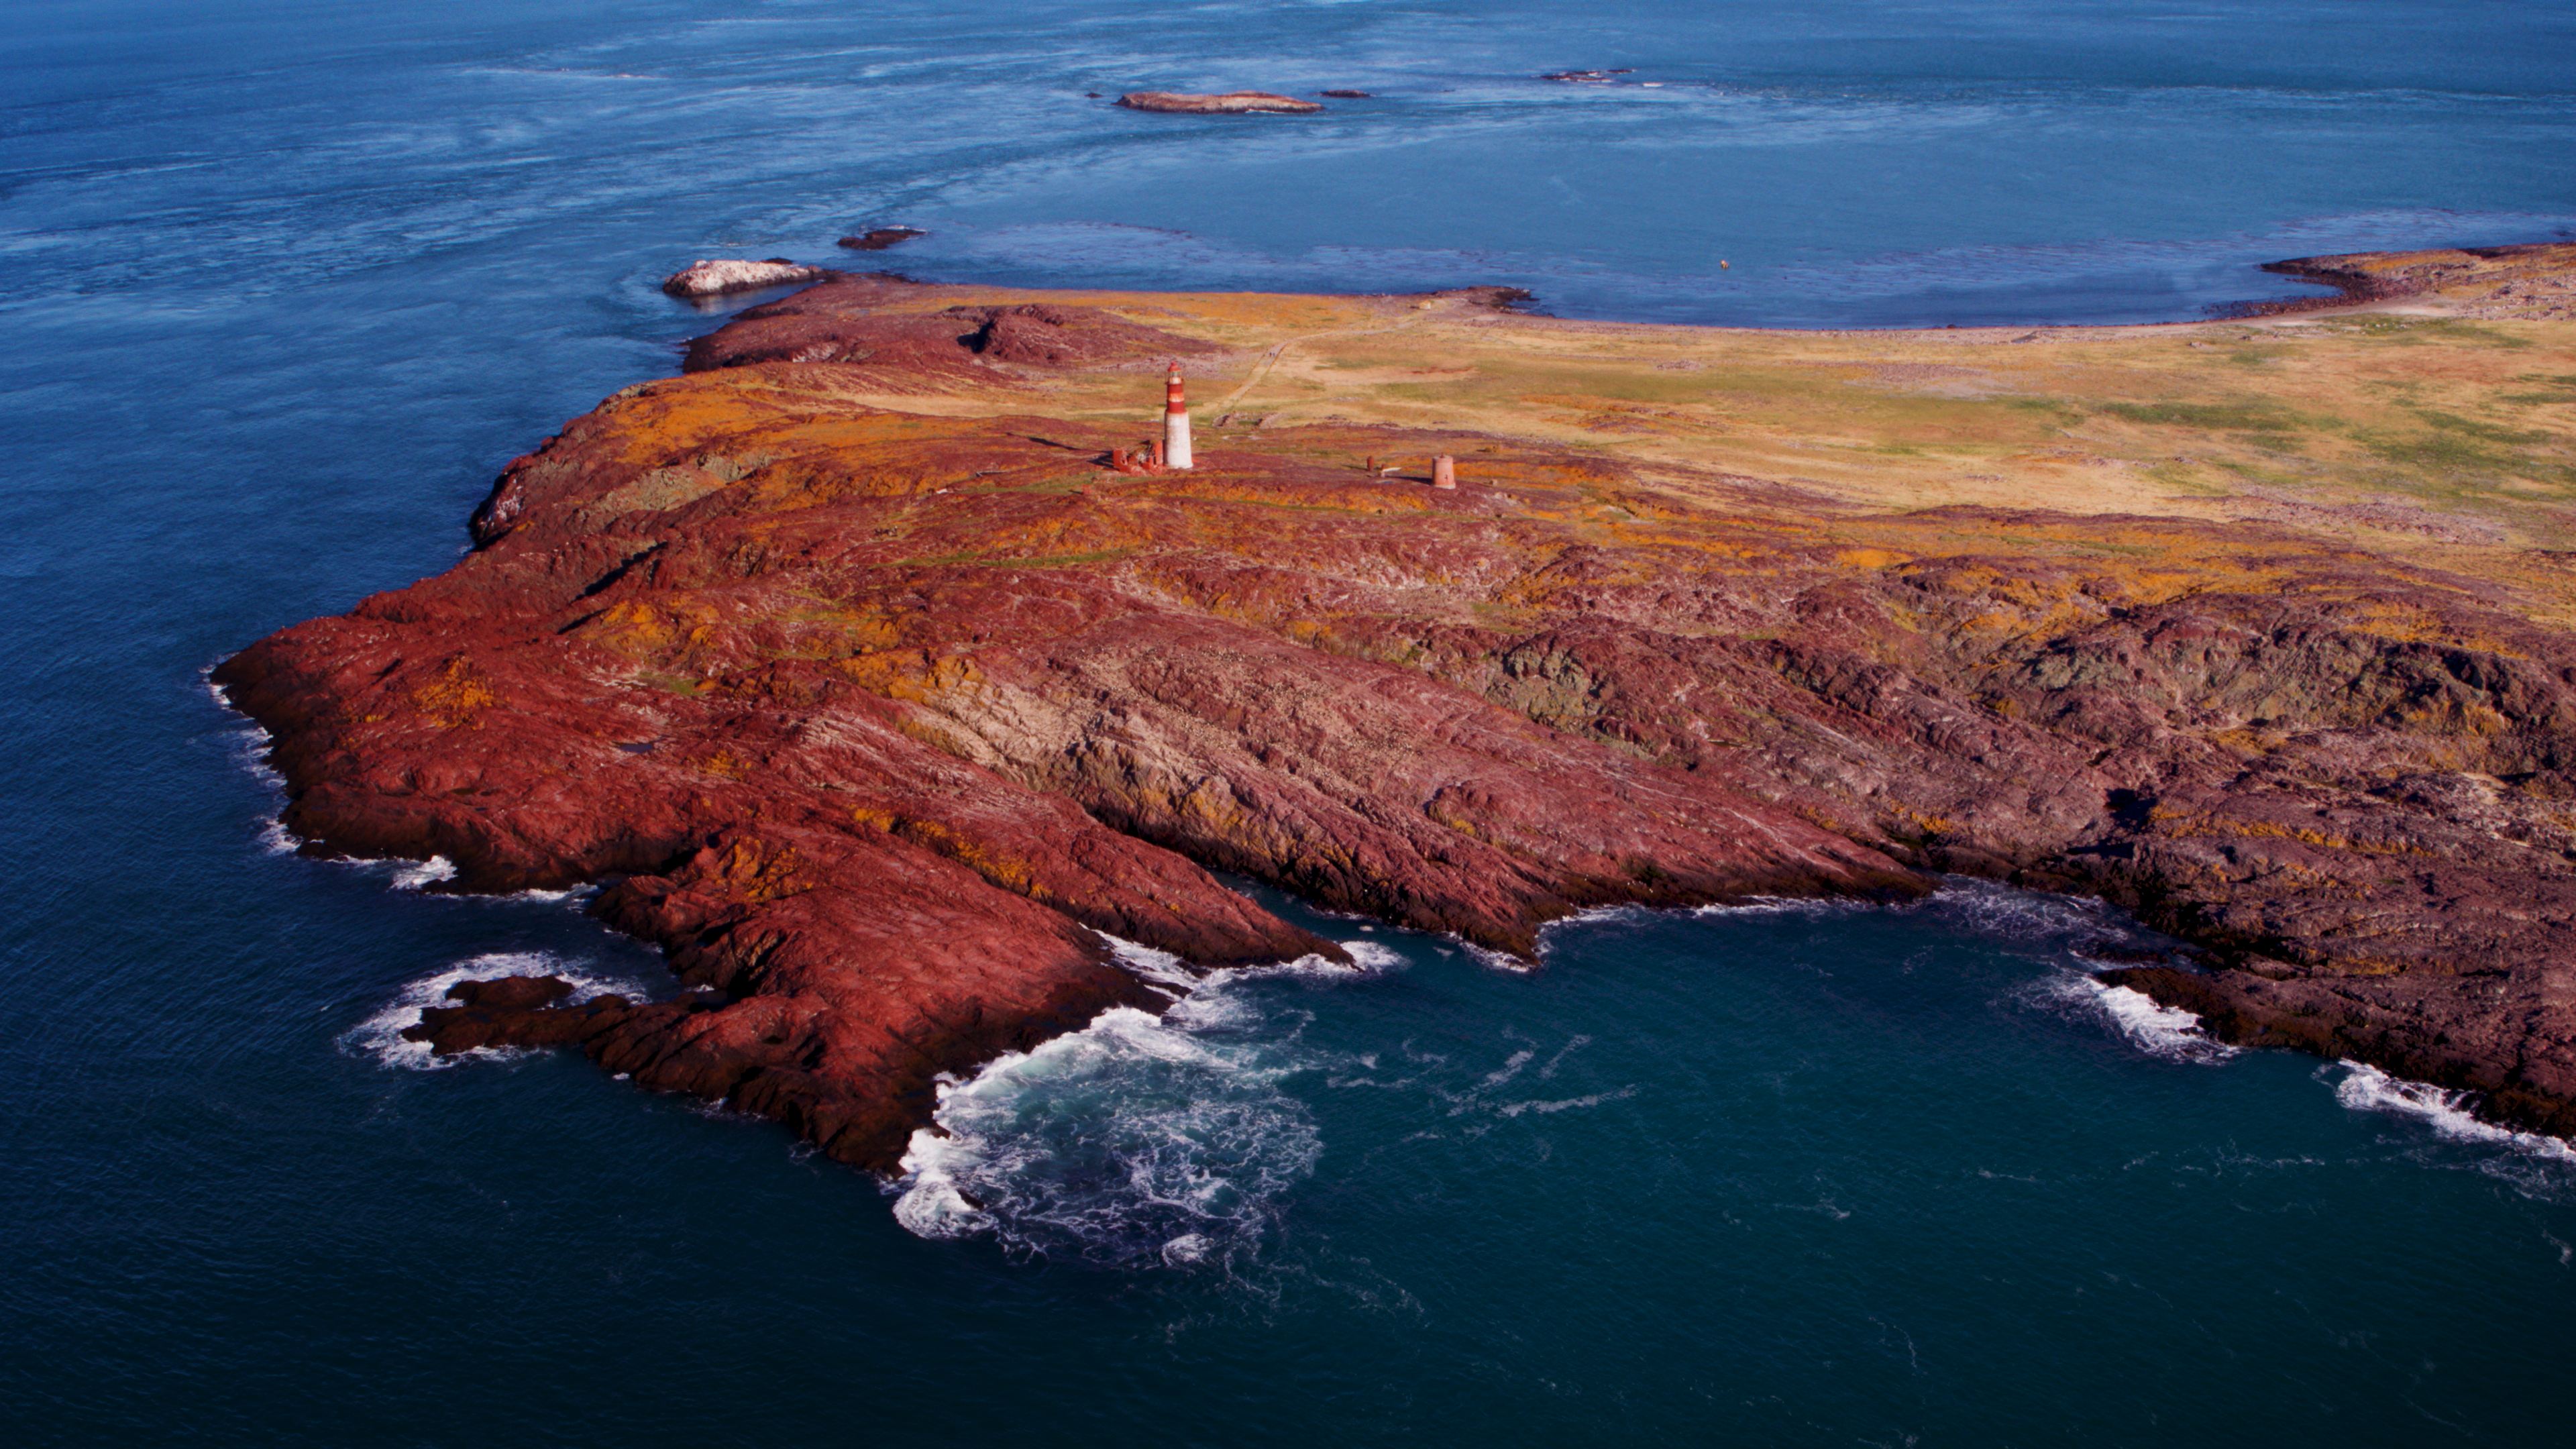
[409,656,501,729]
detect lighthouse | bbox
[1163,362,1193,470]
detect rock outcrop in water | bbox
[1116,91,1322,115]
[217,265,2576,1167]
[680,281,1222,375]
[661,258,832,298]
[2241,241,2576,321]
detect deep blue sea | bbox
[6,2,2575,1442]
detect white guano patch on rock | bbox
[661,258,828,297]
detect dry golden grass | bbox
[726,259,2576,625]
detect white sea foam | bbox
[337,951,643,1071]
[205,669,300,851]
[2092,982,2235,1063]
[1099,934,1198,992]
[1691,876,2147,961]
[1460,941,1537,973]
[2033,972,2237,1065]
[1690,894,1865,920]
[1339,941,1405,973]
[389,856,458,890]
[2330,1062,2576,1161]
[1101,934,1401,989]
[1540,903,1654,936]
[228,725,286,788]
[1537,1034,1591,1079]
[1922,877,2121,941]
[890,933,1409,1265]
[890,1000,1322,1268]
[1435,1034,1637,1122]
[1493,1085,1640,1118]
[2092,979,2234,1063]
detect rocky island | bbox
[217,246,2576,1169]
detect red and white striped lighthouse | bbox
[1163,362,1193,470]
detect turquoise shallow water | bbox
[4,1,2574,1442]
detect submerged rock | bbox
[836,227,926,252]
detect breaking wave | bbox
[890,1004,1322,1269]
[890,930,1637,1267]
[890,937,1396,1269]
[2028,971,2239,1065]
[204,670,298,855]
[2087,981,2237,1064]
[388,856,458,890]
[2330,1062,2575,1162]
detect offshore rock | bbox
[661,258,832,298]
[1116,91,1323,115]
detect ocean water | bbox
[5,1,2575,1442]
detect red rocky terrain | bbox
[217,280,2576,1167]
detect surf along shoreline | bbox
[215,239,2576,1170]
